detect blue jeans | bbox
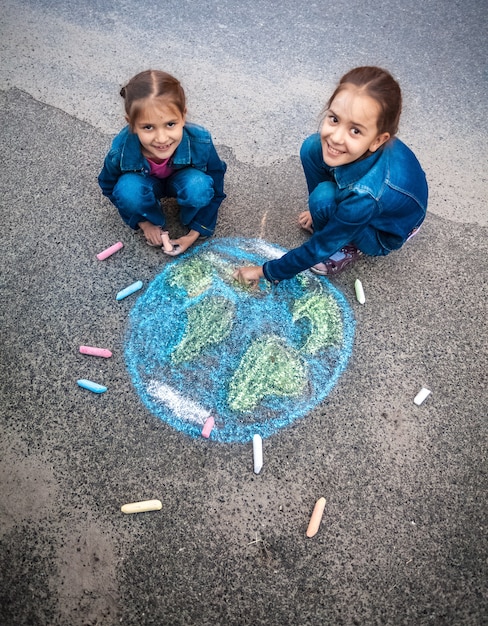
[300,137,386,256]
[112,168,217,235]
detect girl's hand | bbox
[233,265,264,288]
[298,210,314,233]
[138,221,164,246]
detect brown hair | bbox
[325,66,402,136]
[120,70,186,130]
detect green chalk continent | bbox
[292,292,343,354]
[172,296,234,363]
[168,257,214,297]
[228,336,306,412]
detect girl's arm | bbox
[263,195,374,282]
[186,141,226,237]
[98,150,122,202]
[205,142,227,207]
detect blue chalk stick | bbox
[77,379,108,394]
[116,280,143,301]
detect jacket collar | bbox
[120,129,144,170]
[120,126,192,169]
[171,127,191,167]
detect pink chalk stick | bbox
[79,345,113,358]
[202,416,215,439]
[97,241,123,260]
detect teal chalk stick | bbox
[116,280,143,301]
[77,379,107,393]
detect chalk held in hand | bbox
[121,499,163,514]
[253,434,263,474]
[414,387,431,406]
[202,416,215,438]
[77,379,107,394]
[97,241,123,260]
[161,230,174,254]
[116,280,143,301]
[306,497,326,537]
[354,279,365,304]
[80,346,112,358]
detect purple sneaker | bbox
[310,245,362,276]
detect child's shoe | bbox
[310,245,362,276]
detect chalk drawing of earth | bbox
[125,237,355,443]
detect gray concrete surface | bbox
[1,1,487,625]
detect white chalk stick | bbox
[414,387,431,405]
[253,434,263,474]
[354,279,365,304]
[121,499,163,514]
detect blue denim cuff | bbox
[262,262,280,284]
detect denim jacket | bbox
[98,122,226,213]
[263,136,428,283]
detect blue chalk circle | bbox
[125,238,355,443]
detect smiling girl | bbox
[99,70,226,254]
[234,66,428,285]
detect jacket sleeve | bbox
[206,141,227,208]
[189,140,226,235]
[98,149,122,203]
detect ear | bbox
[369,132,390,153]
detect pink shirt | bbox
[147,157,175,179]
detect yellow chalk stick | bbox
[121,499,162,514]
[306,497,326,537]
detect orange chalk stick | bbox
[306,497,326,537]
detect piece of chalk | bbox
[79,345,113,358]
[354,278,365,304]
[414,387,431,405]
[253,434,263,474]
[96,241,123,260]
[202,416,215,438]
[121,499,163,514]
[306,497,326,537]
[116,280,143,301]
[161,231,174,253]
[77,379,107,394]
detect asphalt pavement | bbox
[0,1,487,625]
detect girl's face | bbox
[130,98,186,163]
[320,85,390,167]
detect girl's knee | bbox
[112,174,162,227]
[177,172,214,208]
[309,181,337,213]
[113,174,150,207]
